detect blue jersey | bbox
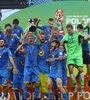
[25,44,38,67]
[41,25,52,40]
[15,52,25,76]
[4,35,20,54]
[53,34,63,41]
[82,31,89,51]
[62,52,67,71]
[0,32,6,38]
[0,47,12,69]
[37,41,50,74]
[11,26,24,38]
[49,48,63,78]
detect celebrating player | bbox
[76,24,90,86]
[13,43,27,100]
[0,38,18,100]
[11,18,24,38]
[4,28,23,88]
[61,24,90,93]
[23,35,40,100]
[46,39,66,100]
[36,18,54,40]
[35,27,54,99]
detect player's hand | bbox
[46,58,54,62]
[13,34,17,38]
[84,35,88,40]
[38,18,41,21]
[13,68,18,74]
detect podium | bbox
[1,77,90,100]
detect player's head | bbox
[48,18,54,28]
[59,45,64,51]
[0,38,6,47]
[77,24,83,32]
[6,28,12,38]
[4,23,11,32]
[40,30,46,44]
[13,18,19,29]
[28,31,33,37]
[51,39,60,50]
[66,24,73,35]
[28,36,35,45]
[53,28,59,37]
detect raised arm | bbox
[36,18,42,29]
[49,27,54,42]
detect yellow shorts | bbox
[39,72,48,93]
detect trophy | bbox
[28,18,36,32]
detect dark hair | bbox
[66,24,73,29]
[13,18,19,24]
[0,38,6,43]
[52,39,60,47]
[4,23,11,28]
[40,30,46,35]
[77,24,83,29]
[48,18,54,21]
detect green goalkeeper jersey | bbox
[63,32,85,59]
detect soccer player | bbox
[46,39,66,100]
[77,24,90,86]
[36,28,54,99]
[59,45,68,100]
[23,36,40,100]
[36,18,54,40]
[53,28,63,41]
[11,18,24,38]
[61,24,90,93]
[4,23,11,32]
[0,38,18,100]
[0,26,5,39]
[13,43,27,100]
[4,28,23,88]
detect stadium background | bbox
[0,1,90,100]
[0,1,90,77]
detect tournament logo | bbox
[55,9,64,24]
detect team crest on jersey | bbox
[21,60,25,66]
[48,34,50,37]
[4,79,8,84]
